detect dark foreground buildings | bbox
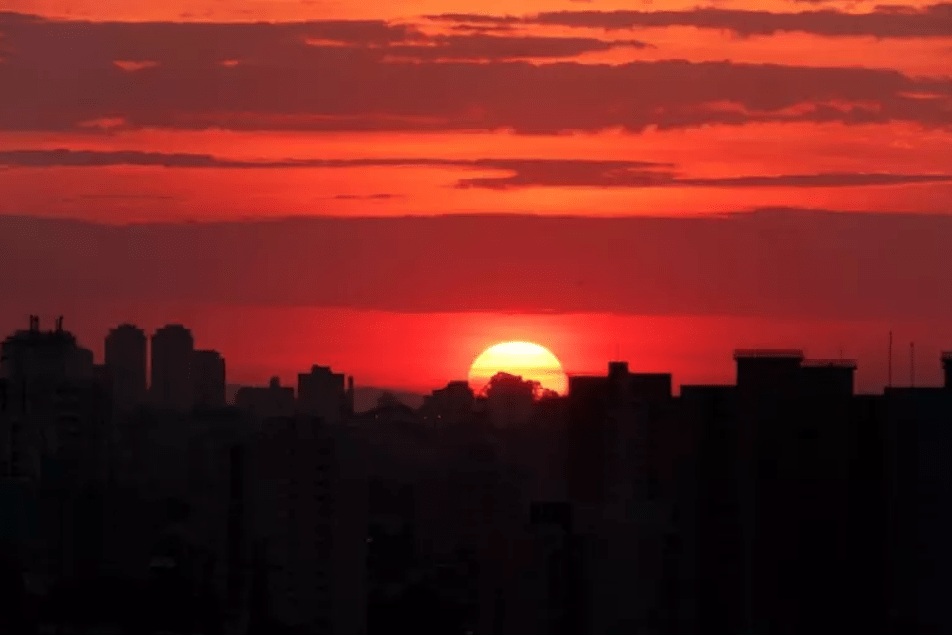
[3,316,952,635]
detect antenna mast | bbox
[888,331,893,388]
[910,342,915,387]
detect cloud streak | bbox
[0,12,949,133]
[3,209,952,321]
[2,149,948,190]
[429,5,952,39]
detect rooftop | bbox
[802,359,858,370]
[733,349,804,360]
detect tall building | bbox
[0,316,109,584]
[503,502,582,635]
[252,415,368,635]
[105,324,147,413]
[420,380,474,427]
[192,349,226,409]
[0,316,99,481]
[184,409,256,630]
[235,377,295,419]
[0,315,94,384]
[883,383,952,634]
[565,362,673,517]
[297,365,354,424]
[151,325,195,411]
[485,373,535,429]
[732,350,875,635]
[415,442,531,562]
[562,362,684,635]
[679,384,740,635]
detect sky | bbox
[0,0,950,394]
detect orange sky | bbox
[1,0,950,394]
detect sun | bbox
[468,341,569,397]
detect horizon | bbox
[4,313,949,401]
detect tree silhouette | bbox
[484,372,552,401]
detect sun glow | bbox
[468,341,569,396]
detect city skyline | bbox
[2,1,951,633]
[4,314,951,407]
[2,0,951,401]
[4,307,952,635]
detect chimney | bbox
[943,353,952,390]
[608,361,629,380]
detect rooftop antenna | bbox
[55,316,63,332]
[888,331,893,388]
[910,342,915,387]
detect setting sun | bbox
[468,341,569,397]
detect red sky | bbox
[1,0,950,395]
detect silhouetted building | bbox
[185,409,255,630]
[485,373,535,428]
[566,362,673,517]
[104,324,147,413]
[297,365,354,423]
[562,363,676,635]
[565,375,609,508]
[679,384,740,635]
[192,349,226,409]
[235,377,295,419]
[883,385,952,634]
[0,316,111,587]
[10,309,952,635]
[421,380,475,427]
[151,325,195,411]
[252,415,368,635]
[0,316,94,384]
[411,442,531,635]
[514,502,582,635]
[0,316,99,481]
[731,350,879,635]
[416,442,530,563]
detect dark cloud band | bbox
[2,209,952,321]
[0,12,949,133]
[2,149,949,190]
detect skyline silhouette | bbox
[4,311,952,634]
[1,311,949,402]
[2,0,951,633]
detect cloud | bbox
[73,194,179,200]
[0,149,669,172]
[4,149,948,190]
[0,12,949,133]
[428,4,952,39]
[377,33,651,61]
[112,60,160,72]
[332,193,401,200]
[452,163,952,189]
[2,209,952,321]
[0,11,642,66]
